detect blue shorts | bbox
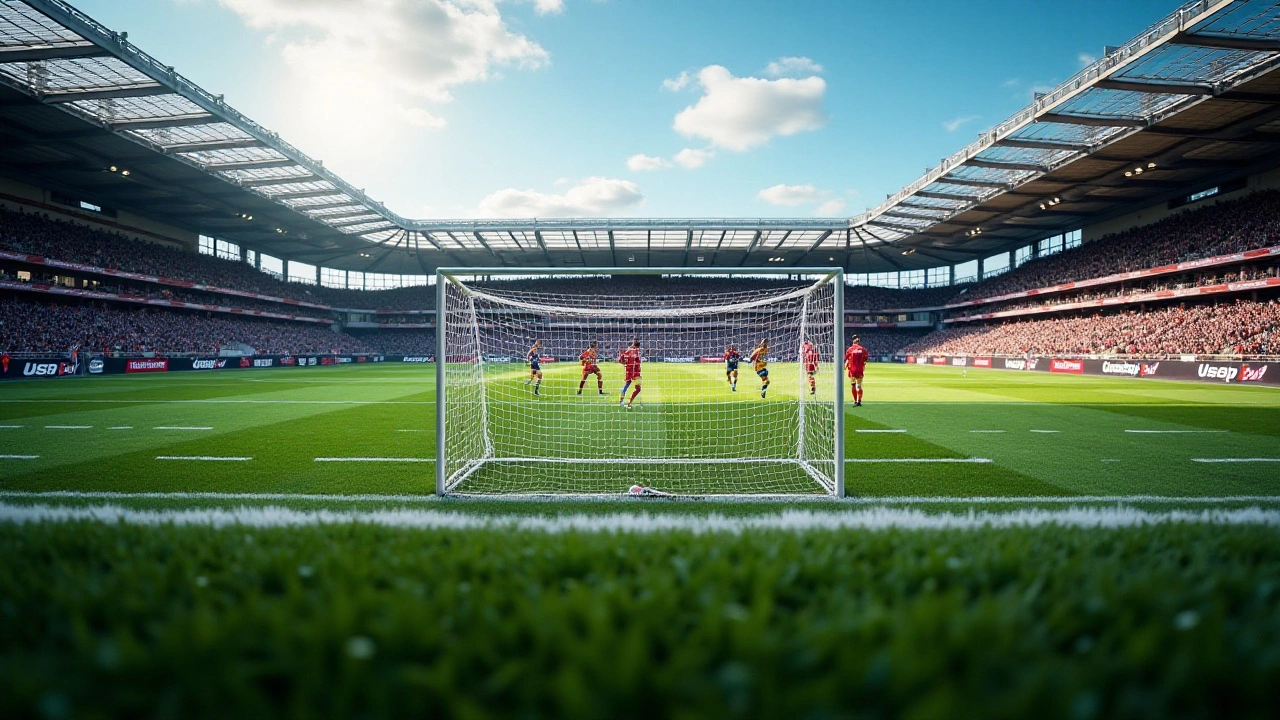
[726,362,738,372]
[757,368,769,378]
[530,361,540,371]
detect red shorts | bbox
[805,365,818,375]
[625,370,641,382]
[582,364,601,375]
[848,368,865,380]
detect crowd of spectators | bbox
[347,329,434,355]
[960,190,1280,303]
[0,295,372,355]
[906,299,1280,357]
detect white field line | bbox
[2,503,1278,532]
[855,429,907,434]
[315,457,434,463]
[44,425,91,429]
[155,456,252,462]
[0,455,39,460]
[846,458,992,463]
[2,490,1278,505]
[0,425,24,428]
[153,426,213,431]
[1029,430,1060,434]
[108,426,133,430]
[1126,430,1230,434]
[0,399,434,405]
[1192,458,1280,463]
[396,429,427,433]
[970,430,1006,434]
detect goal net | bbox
[436,269,844,497]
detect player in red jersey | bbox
[577,340,604,395]
[844,335,869,406]
[801,339,820,396]
[723,345,741,391]
[617,339,643,409]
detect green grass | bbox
[2,363,1279,497]
[3,364,1280,717]
[3,521,1279,719]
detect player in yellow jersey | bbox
[749,338,770,398]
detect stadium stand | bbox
[905,299,1280,357]
[0,296,370,356]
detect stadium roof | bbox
[0,0,1278,274]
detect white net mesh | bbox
[439,272,840,496]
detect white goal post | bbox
[435,267,845,497]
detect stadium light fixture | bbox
[1147,162,1157,169]
[120,169,130,176]
[1125,171,1133,177]
[901,248,916,255]
[108,165,117,173]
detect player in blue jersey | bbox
[723,345,741,391]
[525,340,543,396]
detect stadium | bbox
[1,0,1279,715]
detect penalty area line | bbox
[855,429,907,434]
[1126,430,1229,434]
[155,456,252,462]
[1192,458,1280,463]
[0,455,39,460]
[315,457,434,463]
[153,426,213,431]
[846,458,992,463]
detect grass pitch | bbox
[1,362,1278,497]
[2,363,1279,718]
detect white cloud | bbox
[764,56,823,78]
[532,0,564,15]
[477,177,644,217]
[814,198,847,216]
[662,71,692,92]
[673,64,827,151]
[626,154,670,171]
[1001,78,1021,88]
[217,0,550,135]
[758,183,847,216]
[1078,52,1097,66]
[942,114,979,132]
[673,148,713,169]
[757,183,824,207]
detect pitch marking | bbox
[1192,458,1280,463]
[0,455,38,460]
[44,425,90,429]
[1030,430,1060,434]
[153,426,213,431]
[155,456,252,462]
[108,426,133,430]
[855,429,907,434]
[315,457,434,463]
[1126,430,1229,434]
[846,458,992,463]
[969,430,1006,434]
[0,425,24,429]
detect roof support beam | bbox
[239,174,322,188]
[533,229,553,264]
[900,200,960,212]
[607,230,617,266]
[803,229,833,255]
[772,229,792,251]
[311,209,378,221]
[204,158,296,172]
[995,138,1091,151]
[271,189,342,200]
[0,44,106,63]
[883,210,945,222]
[1169,32,1280,52]
[326,216,384,228]
[682,229,693,265]
[1038,112,1146,128]
[1093,78,1213,96]
[868,220,922,234]
[109,114,214,131]
[293,201,360,212]
[165,138,264,153]
[472,231,500,261]
[43,85,169,103]
[964,158,1047,172]
[936,176,1010,189]
[916,190,975,202]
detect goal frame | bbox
[434,266,845,498]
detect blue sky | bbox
[73,0,1182,220]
